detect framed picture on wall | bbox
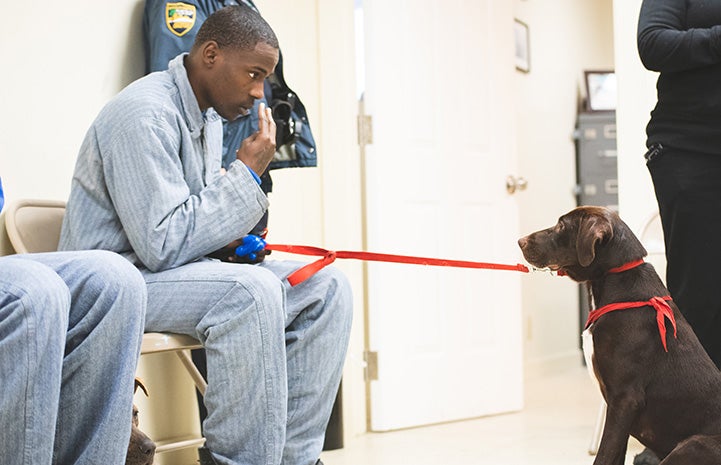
[514,19,530,73]
[585,70,617,111]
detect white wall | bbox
[0,1,146,202]
[513,0,616,376]
[612,0,659,232]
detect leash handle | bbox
[234,235,267,261]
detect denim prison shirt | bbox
[59,54,269,272]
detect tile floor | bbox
[321,365,645,465]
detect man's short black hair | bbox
[193,5,279,52]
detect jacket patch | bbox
[166,2,196,37]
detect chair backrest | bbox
[4,199,66,253]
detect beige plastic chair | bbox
[1,199,207,454]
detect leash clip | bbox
[530,266,561,276]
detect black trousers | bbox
[646,144,721,369]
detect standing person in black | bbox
[637,1,721,463]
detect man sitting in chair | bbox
[0,177,147,465]
[59,6,352,465]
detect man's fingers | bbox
[235,102,276,173]
[258,102,273,133]
[265,106,276,140]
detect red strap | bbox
[555,258,644,277]
[265,244,530,287]
[585,295,677,352]
[608,259,645,274]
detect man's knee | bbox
[232,265,285,309]
[0,258,70,334]
[62,251,146,334]
[74,250,146,293]
[0,258,70,315]
[195,266,287,347]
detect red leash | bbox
[584,259,677,352]
[265,243,530,287]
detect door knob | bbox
[506,175,528,195]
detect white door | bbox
[359,0,525,431]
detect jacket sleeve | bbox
[102,114,269,272]
[637,0,721,73]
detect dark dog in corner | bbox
[126,378,156,465]
[518,206,721,465]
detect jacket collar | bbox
[168,53,219,138]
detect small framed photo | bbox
[585,71,617,111]
[514,19,530,73]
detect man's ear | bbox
[576,214,613,267]
[200,40,220,67]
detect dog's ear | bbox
[576,214,614,267]
[134,378,149,397]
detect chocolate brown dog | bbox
[126,379,156,465]
[518,206,721,465]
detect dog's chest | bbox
[582,326,602,392]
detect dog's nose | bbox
[141,438,156,456]
[518,236,528,249]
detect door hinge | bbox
[357,114,373,147]
[364,350,378,381]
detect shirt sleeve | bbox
[637,0,721,73]
[101,113,269,272]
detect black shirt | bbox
[638,0,721,153]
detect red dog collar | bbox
[557,258,646,277]
[607,258,645,274]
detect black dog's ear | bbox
[134,378,149,397]
[576,214,614,267]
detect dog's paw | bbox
[633,447,660,465]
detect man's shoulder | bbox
[119,72,179,109]
[100,72,182,124]
[90,72,186,147]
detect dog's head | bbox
[126,378,156,465]
[517,206,647,282]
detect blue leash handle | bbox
[234,235,267,261]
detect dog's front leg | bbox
[593,397,640,465]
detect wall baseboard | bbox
[524,349,585,382]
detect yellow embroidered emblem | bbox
[166,2,196,37]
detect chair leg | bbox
[175,350,207,396]
[588,401,606,455]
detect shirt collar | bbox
[168,53,219,138]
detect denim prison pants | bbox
[647,146,721,368]
[141,259,353,465]
[0,250,146,465]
